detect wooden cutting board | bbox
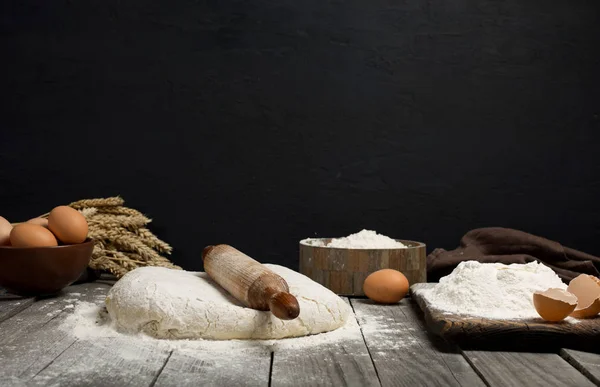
[410,283,600,352]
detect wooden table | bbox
[1,279,599,387]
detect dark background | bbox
[1,0,599,271]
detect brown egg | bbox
[568,274,600,318]
[363,269,410,304]
[0,216,12,246]
[10,223,58,247]
[48,206,88,244]
[26,217,49,228]
[533,288,578,322]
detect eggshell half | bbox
[0,216,12,246]
[363,269,410,304]
[570,298,600,319]
[533,288,578,322]
[568,274,600,318]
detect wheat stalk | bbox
[113,236,163,261]
[88,214,151,230]
[88,228,129,241]
[135,228,173,254]
[96,206,145,217]
[69,197,124,209]
[89,253,129,277]
[90,229,160,260]
[79,208,98,218]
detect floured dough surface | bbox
[105,264,351,340]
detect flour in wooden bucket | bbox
[302,229,407,249]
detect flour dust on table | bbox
[62,299,362,353]
[416,261,579,321]
[105,264,351,339]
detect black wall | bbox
[2,0,599,271]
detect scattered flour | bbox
[44,303,364,387]
[301,229,407,249]
[62,300,363,353]
[357,313,420,350]
[417,260,579,322]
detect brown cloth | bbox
[427,227,600,283]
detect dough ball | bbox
[105,264,351,340]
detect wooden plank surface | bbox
[154,348,271,387]
[3,280,599,387]
[351,298,485,387]
[561,349,600,386]
[400,300,487,387]
[462,350,596,387]
[0,282,111,345]
[271,299,380,387]
[0,282,113,382]
[411,283,600,351]
[0,288,34,323]
[29,338,171,387]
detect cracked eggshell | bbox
[568,274,600,318]
[363,269,409,304]
[533,288,578,322]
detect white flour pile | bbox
[416,261,576,321]
[302,229,407,249]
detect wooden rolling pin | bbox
[202,244,300,320]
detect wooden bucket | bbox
[299,239,426,296]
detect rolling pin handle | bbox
[268,291,301,320]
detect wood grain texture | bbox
[0,282,113,382]
[3,280,599,387]
[29,338,171,387]
[299,239,426,296]
[0,289,34,323]
[399,300,488,387]
[271,298,380,387]
[351,298,485,386]
[154,348,271,387]
[462,351,595,387]
[411,283,600,352]
[203,244,299,319]
[561,349,600,385]
[0,282,112,346]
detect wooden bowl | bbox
[0,238,94,297]
[299,239,426,296]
